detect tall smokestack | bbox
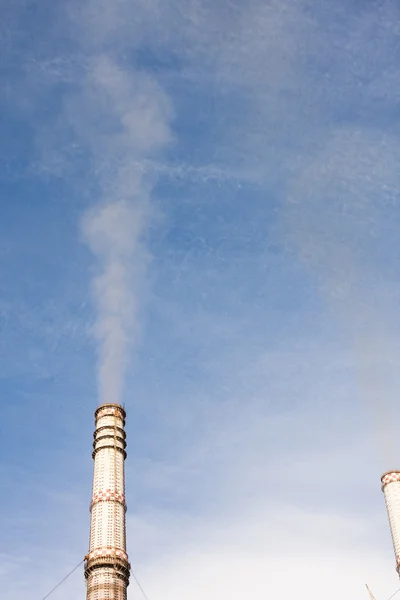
[381,470,400,576]
[85,404,131,599]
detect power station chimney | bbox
[381,470,400,577]
[85,403,131,599]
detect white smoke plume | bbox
[75,56,172,404]
[82,200,150,404]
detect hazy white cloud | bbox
[285,127,400,463]
[66,0,400,171]
[128,507,397,600]
[122,383,399,600]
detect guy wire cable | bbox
[39,558,84,600]
[131,567,151,600]
[388,587,400,600]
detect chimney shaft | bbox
[381,470,400,577]
[85,403,131,600]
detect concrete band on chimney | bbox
[381,470,400,576]
[85,403,131,600]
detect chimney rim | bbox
[381,470,400,483]
[95,403,126,419]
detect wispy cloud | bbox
[285,127,400,462]
[129,505,395,600]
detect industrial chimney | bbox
[85,403,131,600]
[381,470,400,577]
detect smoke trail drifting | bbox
[285,128,400,463]
[75,56,172,404]
[82,200,150,404]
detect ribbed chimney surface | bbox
[381,470,400,577]
[85,404,130,600]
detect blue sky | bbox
[1,0,400,598]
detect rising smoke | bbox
[286,128,400,463]
[82,200,150,405]
[75,56,172,405]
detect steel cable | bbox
[39,559,84,600]
[131,568,151,600]
[388,587,400,600]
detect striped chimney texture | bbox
[381,471,400,576]
[85,404,131,600]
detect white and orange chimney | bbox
[381,470,400,576]
[85,403,131,599]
